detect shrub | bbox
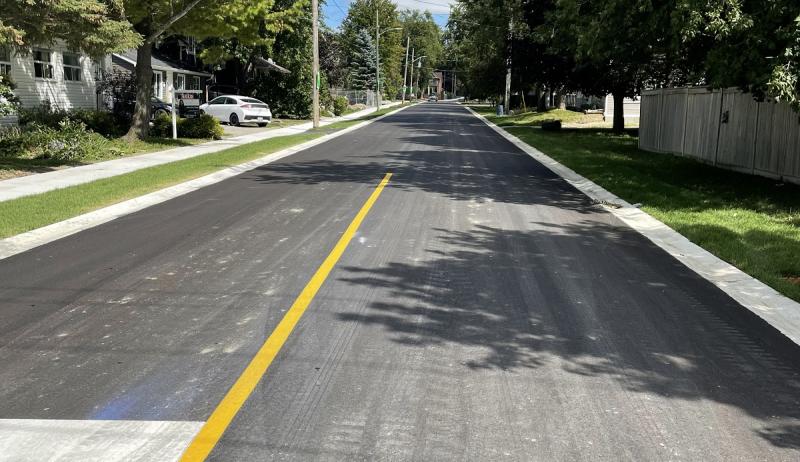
[0,120,110,161]
[333,96,349,116]
[182,114,223,139]
[0,73,20,116]
[0,126,24,157]
[18,101,70,128]
[541,120,562,131]
[151,113,173,138]
[96,70,136,126]
[18,102,124,137]
[69,109,123,137]
[152,113,223,140]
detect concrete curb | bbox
[466,105,800,347]
[0,104,413,261]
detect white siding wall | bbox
[1,43,99,125]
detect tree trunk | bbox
[612,91,625,133]
[556,91,566,110]
[536,86,546,112]
[125,44,154,140]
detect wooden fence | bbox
[639,87,800,184]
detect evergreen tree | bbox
[350,29,377,91]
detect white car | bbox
[200,95,272,127]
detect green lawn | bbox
[0,105,403,239]
[0,137,205,180]
[476,106,800,302]
[489,107,606,127]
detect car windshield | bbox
[240,98,266,105]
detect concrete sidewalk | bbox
[0,103,400,202]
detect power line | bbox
[330,0,348,17]
[406,0,452,8]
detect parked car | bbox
[199,95,272,127]
[151,98,173,119]
[428,95,438,102]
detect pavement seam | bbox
[465,105,800,348]
[0,105,413,261]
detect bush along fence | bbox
[639,87,800,184]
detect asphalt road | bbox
[1,103,799,461]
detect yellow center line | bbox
[180,173,393,461]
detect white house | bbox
[1,42,102,125]
[111,50,211,104]
[0,44,213,126]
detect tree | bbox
[547,0,679,132]
[400,10,442,97]
[122,0,305,139]
[0,0,140,56]
[349,29,377,91]
[674,0,800,109]
[246,0,327,118]
[341,0,403,97]
[444,1,517,101]
[320,26,348,88]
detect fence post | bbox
[751,101,760,175]
[680,88,688,156]
[713,89,724,167]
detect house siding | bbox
[2,43,101,126]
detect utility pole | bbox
[409,48,415,100]
[504,18,512,113]
[401,36,410,104]
[311,0,320,127]
[415,60,422,99]
[375,9,381,109]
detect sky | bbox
[322,0,454,29]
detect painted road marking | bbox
[180,173,393,461]
[0,419,203,461]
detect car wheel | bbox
[154,109,168,118]
[229,113,240,126]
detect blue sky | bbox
[322,0,453,29]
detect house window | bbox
[0,48,10,75]
[174,73,185,90]
[152,72,163,98]
[62,52,81,82]
[188,75,201,90]
[33,49,54,79]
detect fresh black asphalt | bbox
[1,103,799,460]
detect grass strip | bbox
[0,106,402,239]
[476,106,800,303]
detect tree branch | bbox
[145,0,205,43]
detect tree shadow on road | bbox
[248,107,596,212]
[335,220,800,450]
